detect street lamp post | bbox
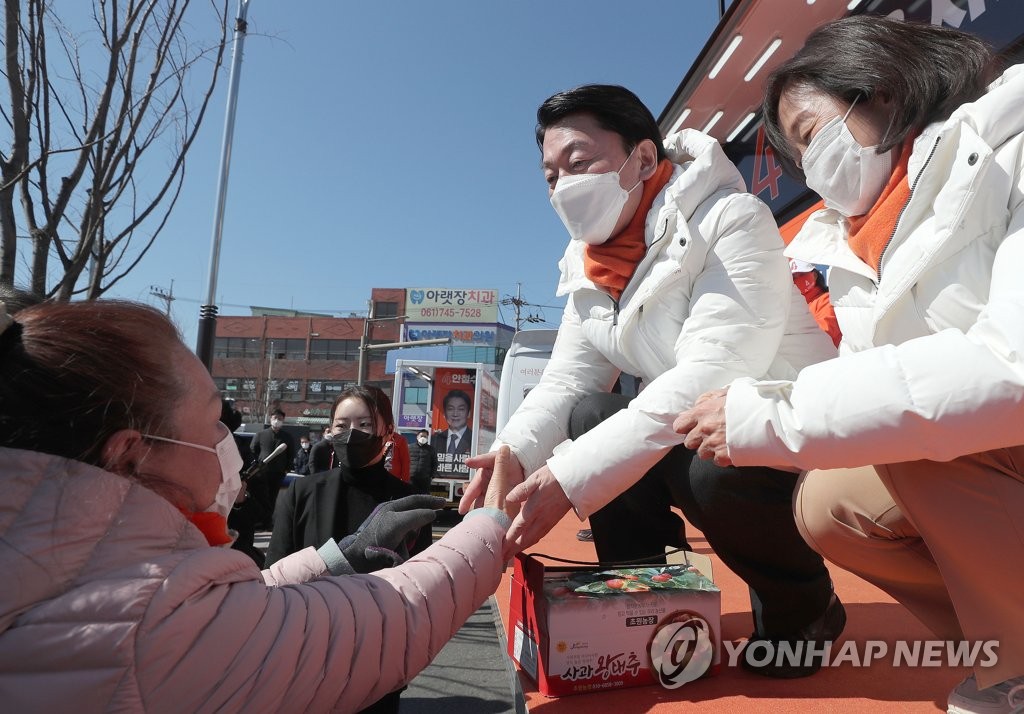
[197,0,252,371]
[356,306,449,386]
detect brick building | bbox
[212,288,405,428]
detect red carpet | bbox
[493,509,962,713]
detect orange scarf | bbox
[180,509,234,547]
[846,137,916,273]
[584,159,674,300]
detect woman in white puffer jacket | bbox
[677,16,1024,713]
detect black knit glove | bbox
[338,495,444,573]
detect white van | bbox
[495,329,557,435]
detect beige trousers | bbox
[794,447,1024,688]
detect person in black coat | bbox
[249,408,295,517]
[266,386,416,714]
[409,429,438,495]
[293,435,312,475]
[308,426,334,474]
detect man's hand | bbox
[459,449,525,515]
[673,389,732,467]
[503,465,572,560]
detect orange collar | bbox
[583,159,674,301]
[846,136,916,272]
[179,509,233,547]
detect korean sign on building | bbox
[405,288,498,323]
[405,323,498,345]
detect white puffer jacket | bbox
[726,65,1024,470]
[496,130,836,518]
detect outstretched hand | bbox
[503,465,572,560]
[459,449,525,515]
[339,495,445,573]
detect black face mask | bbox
[330,429,384,470]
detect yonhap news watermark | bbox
[648,615,1002,689]
[724,638,999,670]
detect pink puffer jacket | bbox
[0,447,506,713]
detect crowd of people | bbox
[0,15,1021,714]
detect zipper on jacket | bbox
[613,216,672,324]
[877,136,941,283]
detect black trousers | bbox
[574,393,833,638]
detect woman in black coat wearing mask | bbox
[266,386,419,713]
[266,386,415,569]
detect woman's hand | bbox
[674,388,732,467]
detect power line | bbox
[500,283,544,331]
[149,281,175,316]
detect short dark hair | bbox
[443,389,472,411]
[536,84,667,162]
[0,300,186,464]
[220,399,243,432]
[331,385,395,435]
[763,15,998,175]
[417,429,429,436]
[271,408,286,419]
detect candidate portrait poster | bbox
[431,368,476,477]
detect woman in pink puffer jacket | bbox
[0,296,512,713]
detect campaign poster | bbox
[431,368,476,477]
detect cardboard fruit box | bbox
[507,551,721,697]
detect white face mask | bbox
[143,424,243,518]
[270,418,282,429]
[416,435,428,445]
[549,147,642,245]
[801,97,894,218]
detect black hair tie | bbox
[0,320,23,354]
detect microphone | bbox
[263,442,288,463]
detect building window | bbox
[214,337,262,358]
[309,338,360,360]
[278,379,303,401]
[308,380,349,399]
[265,338,307,360]
[374,301,399,318]
[215,376,258,399]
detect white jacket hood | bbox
[556,129,747,297]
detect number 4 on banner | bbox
[751,125,783,201]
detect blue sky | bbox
[97,1,724,344]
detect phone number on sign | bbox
[417,307,483,319]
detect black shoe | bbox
[576,529,594,542]
[740,593,847,679]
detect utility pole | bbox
[196,0,252,371]
[149,280,175,316]
[501,283,542,331]
[263,339,275,425]
[356,300,374,386]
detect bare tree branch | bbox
[1,0,228,297]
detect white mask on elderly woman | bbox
[143,425,243,518]
[801,96,894,218]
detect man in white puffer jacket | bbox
[461,85,838,677]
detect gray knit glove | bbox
[336,495,444,574]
